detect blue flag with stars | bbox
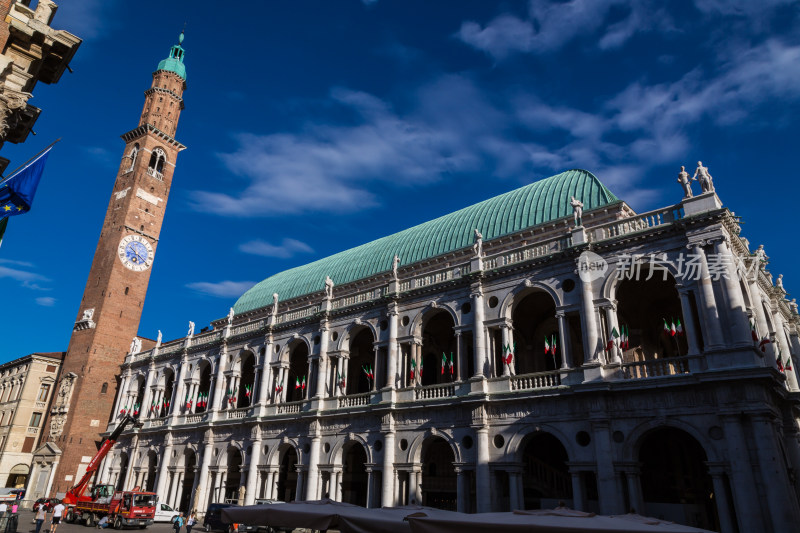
[0,146,52,218]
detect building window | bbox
[45,365,56,373]
[37,384,51,402]
[29,412,42,427]
[101,383,108,394]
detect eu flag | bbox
[0,146,52,218]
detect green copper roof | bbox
[156,32,186,80]
[234,169,618,314]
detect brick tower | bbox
[44,34,187,495]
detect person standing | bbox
[34,504,47,533]
[0,501,7,517]
[186,511,196,533]
[50,500,66,533]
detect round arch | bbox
[501,281,563,321]
[330,434,373,466]
[506,424,576,464]
[623,419,722,464]
[336,320,380,352]
[408,429,460,465]
[410,303,460,338]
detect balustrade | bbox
[337,392,372,407]
[620,356,695,379]
[415,383,455,399]
[510,370,562,391]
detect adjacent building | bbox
[101,172,800,533]
[0,0,81,165]
[0,352,62,490]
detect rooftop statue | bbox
[692,161,714,193]
[677,165,693,198]
[570,196,584,227]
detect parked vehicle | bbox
[0,488,18,501]
[237,500,291,533]
[32,498,59,512]
[203,503,236,532]
[154,502,179,523]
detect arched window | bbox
[147,148,167,179]
[127,143,139,172]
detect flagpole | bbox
[0,138,60,183]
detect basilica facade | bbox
[101,170,800,533]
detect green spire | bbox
[156,31,186,80]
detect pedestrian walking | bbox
[186,511,196,533]
[173,512,185,533]
[50,500,66,533]
[35,504,47,533]
[11,503,18,514]
[0,501,7,517]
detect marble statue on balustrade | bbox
[129,336,142,355]
[790,299,798,315]
[777,274,785,293]
[754,245,768,268]
[188,321,195,337]
[570,196,584,227]
[677,165,693,198]
[156,330,162,347]
[692,161,715,193]
[324,276,334,299]
[473,229,483,257]
[271,293,279,315]
[392,254,400,279]
[227,307,234,326]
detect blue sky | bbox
[2,0,799,360]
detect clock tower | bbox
[44,34,187,495]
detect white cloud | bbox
[0,265,47,283]
[186,280,258,298]
[456,1,673,60]
[239,238,313,259]
[192,76,523,216]
[35,297,56,307]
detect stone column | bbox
[167,470,181,508]
[475,425,491,512]
[211,355,227,412]
[456,468,468,513]
[580,276,600,364]
[264,471,274,500]
[715,239,753,347]
[365,467,374,508]
[556,312,572,369]
[155,440,174,497]
[245,432,261,505]
[372,346,379,391]
[508,468,521,510]
[454,332,463,381]
[407,469,418,505]
[122,436,138,490]
[387,303,399,389]
[569,470,586,511]
[751,414,800,530]
[334,470,343,501]
[113,369,132,417]
[382,415,396,507]
[294,466,306,502]
[472,285,487,377]
[603,302,622,364]
[193,438,215,512]
[317,321,330,398]
[676,287,701,355]
[691,244,725,350]
[171,357,188,419]
[706,464,735,533]
[257,337,273,407]
[592,422,624,514]
[306,423,321,501]
[719,414,764,530]
[141,362,156,418]
[500,324,511,376]
[622,466,643,514]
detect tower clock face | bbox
[117,234,154,272]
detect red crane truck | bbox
[61,414,158,529]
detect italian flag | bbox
[777,352,784,372]
[363,365,374,380]
[607,327,620,352]
[185,393,192,410]
[448,353,454,375]
[759,336,772,353]
[301,376,306,390]
[544,336,551,355]
[750,321,758,342]
[244,384,252,397]
[551,335,557,356]
[410,359,416,381]
[621,325,629,350]
[441,353,447,375]
[419,357,423,377]
[337,371,345,389]
[295,377,301,390]
[787,358,793,372]
[675,319,683,335]
[275,380,283,394]
[503,343,515,365]
[663,318,676,336]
